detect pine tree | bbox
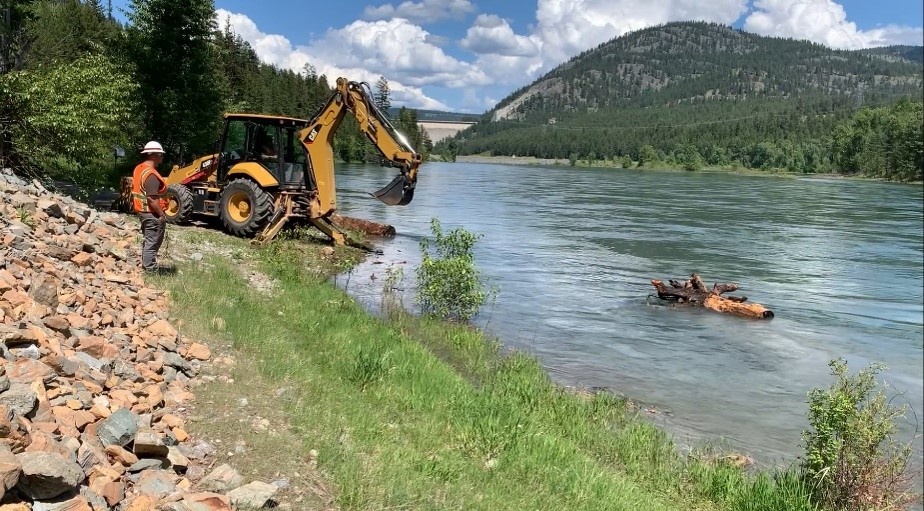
[124,0,222,160]
[375,75,391,117]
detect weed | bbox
[16,206,33,227]
[415,217,497,322]
[350,339,394,391]
[801,358,920,510]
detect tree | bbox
[0,0,37,73]
[637,145,658,167]
[375,75,391,117]
[0,53,138,184]
[23,0,119,69]
[124,0,222,162]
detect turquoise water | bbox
[334,162,924,468]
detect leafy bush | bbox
[415,218,495,322]
[801,358,920,510]
[0,53,139,187]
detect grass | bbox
[148,226,820,511]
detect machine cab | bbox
[218,114,313,189]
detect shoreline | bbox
[449,154,924,184]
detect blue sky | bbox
[110,0,923,114]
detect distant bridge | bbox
[417,120,476,143]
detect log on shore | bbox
[330,213,396,237]
[650,274,774,319]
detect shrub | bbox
[801,358,920,510]
[415,218,495,322]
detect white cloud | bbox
[460,14,541,57]
[363,0,475,25]
[213,9,491,110]
[531,0,749,65]
[744,0,924,49]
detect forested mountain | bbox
[436,21,923,181]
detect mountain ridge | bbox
[486,21,922,123]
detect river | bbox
[331,161,924,468]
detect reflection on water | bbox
[332,162,924,468]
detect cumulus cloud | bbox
[531,0,749,65]
[213,9,491,110]
[363,0,475,25]
[460,14,541,57]
[744,0,924,49]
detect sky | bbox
[109,0,924,114]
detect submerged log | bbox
[651,274,774,319]
[330,213,396,237]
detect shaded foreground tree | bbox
[124,0,222,162]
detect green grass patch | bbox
[155,235,817,511]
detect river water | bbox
[331,161,924,468]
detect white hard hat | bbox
[141,141,165,154]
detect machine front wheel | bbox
[162,184,194,224]
[219,178,274,237]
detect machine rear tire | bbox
[162,184,194,225]
[219,178,274,237]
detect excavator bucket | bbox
[371,173,415,206]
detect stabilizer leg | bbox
[252,195,293,246]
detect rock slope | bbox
[0,168,279,510]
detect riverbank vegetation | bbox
[149,222,919,510]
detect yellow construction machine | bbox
[158,76,422,245]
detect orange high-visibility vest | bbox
[131,162,167,214]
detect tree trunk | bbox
[651,274,774,319]
[330,213,396,237]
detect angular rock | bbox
[135,469,176,498]
[127,458,164,473]
[197,463,243,493]
[185,343,211,361]
[0,444,21,502]
[31,495,93,511]
[28,274,59,308]
[133,427,169,458]
[182,492,233,511]
[96,408,138,448]
[14,451,85,500]
[5,359,56,384]
[0,383,38,416]
[227,480,279,509]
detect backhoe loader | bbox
[157,76,421,246]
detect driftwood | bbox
[330,213,396,237]
[650,273,774,319]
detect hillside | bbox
[437,21,923,176]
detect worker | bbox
[131,140,169,273]
[255,128,277,160]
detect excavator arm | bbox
[299,77,422,215]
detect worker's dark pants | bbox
[139,213,166,270]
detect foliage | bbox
[0,53,138,185]
[830,100,923,181]
[416,218,495,322]
[124,0,223,162]
[374,75,391,115]
[23,0,119,69]
[801,358,919,510]
[0,0,35,73]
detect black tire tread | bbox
[163,184,194,225]
[219,178,274,237]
